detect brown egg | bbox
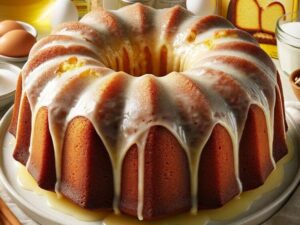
[0,30,36,57]
[0,20,24,36]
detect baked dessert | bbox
[227,0,285,44]
[9,3,288,220]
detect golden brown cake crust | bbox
[60,116,114,209]
[9,3,288,220]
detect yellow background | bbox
[219,0,298,17]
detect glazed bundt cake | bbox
[9,3,288,220]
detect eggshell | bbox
[0,20,24,36]
[186,0,217,16]
[0,30,36,57]
[51,0,78,27]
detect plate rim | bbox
[0,62,20,109]
[17,21,38,38]
[0,54,28,62]
[0,107,60,224]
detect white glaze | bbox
[18,4,279,221]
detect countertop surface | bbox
[0,59,299,225]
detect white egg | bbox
[186,0,217,16]
[50,0,79,27]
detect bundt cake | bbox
[9,3,288,220]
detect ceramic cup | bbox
[289,69,300,101]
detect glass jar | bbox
[276,12,300,76]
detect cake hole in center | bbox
[104,45,183,77]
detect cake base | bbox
[0,107,299,225]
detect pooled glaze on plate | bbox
[16,139,293,224]
[1,106,300,225]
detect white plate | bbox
[0,54,28,63]
[17,21,38,38]
[0,62,20,110]
[0,107,300,225]
[0,20,38,62]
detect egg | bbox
[51,0,78,27]
[0,30,36,57]
[0,20,24,36]
[186,0,217,16]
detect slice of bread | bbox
[261,2,285,34]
